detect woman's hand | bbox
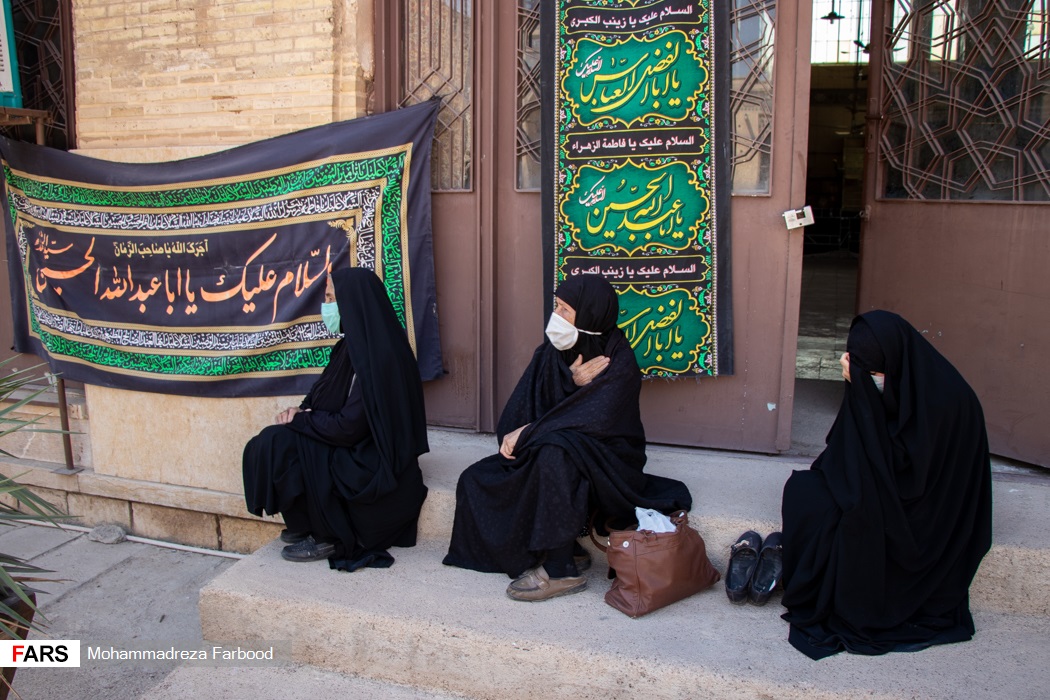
[500,424,529,460]
[570,354,610,386]
[840,352,851,383]
[275,407,301,425]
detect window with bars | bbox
[730,0,777,195]
[516,0,542,191]
[880,0,1050,201]
[397,0,474,192]
[0,0,74,149]
[812,0,872,64]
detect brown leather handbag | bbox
[593,510,720,618]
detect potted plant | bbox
[0,360,69,699]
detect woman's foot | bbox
[506,565,587,602]
[280,529,310,544]
[281,535,336,562]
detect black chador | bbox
[443,276,692,578]
[781,310,992,659]
[243,268,429,569]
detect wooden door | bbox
[858,0,1050,465]
[636,1,814,451]
[375,1,487,429]
[378,1,817,452]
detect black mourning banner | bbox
[2,100,443,397]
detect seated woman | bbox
[781,310,992,659]
[242,268,429,571]
[443,275,692,601]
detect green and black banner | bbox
[543,0,732,376]
[2,100,442,396]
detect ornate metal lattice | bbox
[880,0,1050,201]
[399,0,474,191]
[516,0,542,191]
[730,0,777,195]
[0,0,74,149]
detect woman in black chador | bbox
[443,275,692,601]
[243,268,429,570]
[781,310,992,659]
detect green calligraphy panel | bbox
[562,31,707,127]
[548,0,731,377]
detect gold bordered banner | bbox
[2,100,443,396]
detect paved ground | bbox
[4,525,236,700]
[1,523,475,699]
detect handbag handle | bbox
[588,509,689,552]
[587,511,647,553]
[587,511,608,552]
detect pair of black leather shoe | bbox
[281,535,336,562]
[724,530,783,605]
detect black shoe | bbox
[281,535,336,562]
[725,531,762,604]
[748,531,783,606]
[280,529,310,544]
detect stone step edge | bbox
[0,456,281,554]
[4,454,1048,616]
[200,583,890,700]
[202,537,1043,700]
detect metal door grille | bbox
[880,0,1050,201]
[398,0,474,191]
[730,0,777,195]
[0,0,74,149]
[516,0,541,191]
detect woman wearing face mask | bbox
[443,275,692,601]
[780,310,992,659]
[242,268,429,570]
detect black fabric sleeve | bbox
[288,375,370,447]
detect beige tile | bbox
[87,384,294,493]
[67,493,132,529]
[15,485,69,516]
[132,502,219,550]
[219,516,282,554]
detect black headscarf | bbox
[553,276,620,363]
[781,310,992,659]
[297,268,429,550]
[330,267,429,482]
[244,268,429,564]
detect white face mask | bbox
[871,374,885,393]
[545,312,578,351]
[321,301,341,335]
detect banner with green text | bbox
[2,100,443,397]
[542,0,732,376]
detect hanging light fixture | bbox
[822,0,844,23]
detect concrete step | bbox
[141,664,469,700]
[200,538,1050,700]
[200,429,1050,699]
[415,430,1050,617]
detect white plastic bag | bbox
[635,507,676,533]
